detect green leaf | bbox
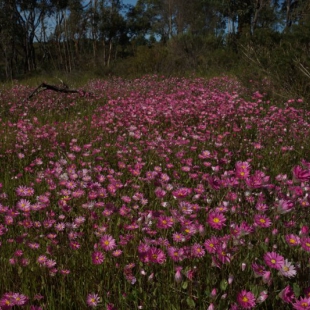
[220,279,228,291]
[293,283,301,298]
[186,297,195,308]
[182,281,188,289]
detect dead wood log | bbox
[28,82,93,100]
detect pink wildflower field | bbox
[0,75,310,309]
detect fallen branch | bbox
[28,82,92,100]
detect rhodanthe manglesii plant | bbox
[0,75,310,309]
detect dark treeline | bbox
[1,0,310,100]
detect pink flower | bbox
[278,259,297,278]
[92,251,105,265]
[293,297,310,310]
[279,286,295,303]
[112,249,122,257]
[172,187,192,199]
[257,291,268,303]
[301,237,310,252]
[285,234,300,247]
[175,266,183,283]
[204,237,219,254]
[237,290,256,309]
[167,247,184,262]
[147,247,166,264]
[16,186,34,197]
[264,252,284,270]
[254,214,272,228]
[17,199,31,212]
[292,165,310,182]
[172,233,185,243]
[12,293,28,306]
[235,161,251,179]
[86,293,100,308]
[207,303,215,310]
[100,235,116,251]
[191,243,205,258]
[277,199,294,214]
[157,216,174,229]
[207,212,226,230]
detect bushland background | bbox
[1,0,310,103]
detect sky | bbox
[124,0,138,5]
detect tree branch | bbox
[28,82,93,100]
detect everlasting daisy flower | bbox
[87,293,100,308]
[285,234,300,247]
[172,187,192,199]
[292,165,310,182]
[301,237,310,252]
[252,263,266,278]
[254,214,272,228]
[278,259,296,278]
[204,237,219,254]
[12,293,28,306]
[255,203,268,212]
[157,216,174,229]
[207,212,226,230]
[37,255,47,266]
[277,199,294,214]
[264,252,284,270]
[237,290,256,309]
[191,243,205,258]
[147,247,166,264]
[112,249,122,257]
[100,234,116,251]
[167,246,184,262]
[235,161,251,179]
[16,186,34,197]
[217,248,231,264]
[293,297,310,310]
[92,251,105,265]
[17,199,31,212]
[0,292,15,307]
